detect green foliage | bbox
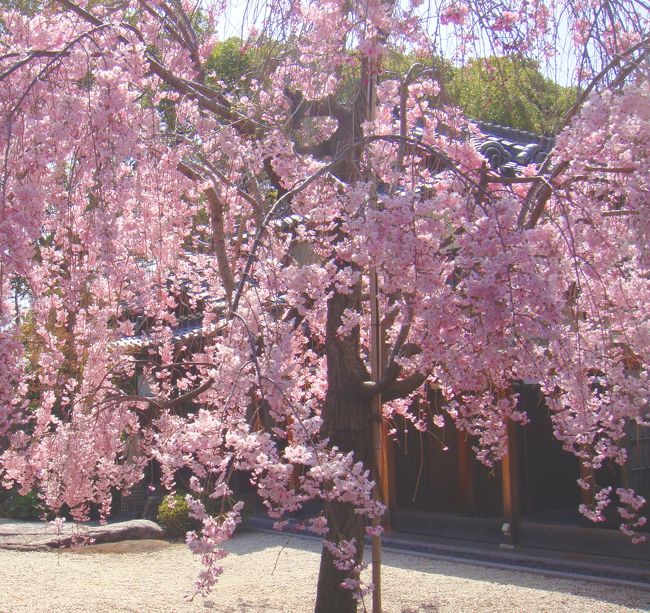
[0,0,42,16]
[448,56,576,134]
[156,493,196,538]
[384,51,455,86]
[157,97,178,134]
[0,487,42,520]
[155,490,251,540]
[205,38,256,90]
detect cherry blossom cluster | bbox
[0,0,648,605]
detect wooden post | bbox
[366,52,385,613]
[500,419,520,548]
[369,267,384,613]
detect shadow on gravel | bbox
[68,538,174,555]
[227,526,650,611]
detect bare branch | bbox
[0,50,66,82]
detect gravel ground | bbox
[0,527,649,613]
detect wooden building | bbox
[385,383,650,558]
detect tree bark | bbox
[315,278,373,613]
[315,499,367,613]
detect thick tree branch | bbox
[57,0,104,26]
[287,90,345,129]
[206,188,235,305]
[0,50,66,82]
[382,371,428,402]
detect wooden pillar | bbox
[457,429,475,514]
[500,419,520,548]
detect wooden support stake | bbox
[369,266,384,613]
[367,54,384,613]
[500,419,520,548]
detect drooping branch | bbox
[519,35,650,229]
[563,35,650,129]
[91,377,215,414]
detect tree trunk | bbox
[315,280,373,613]
[315,499,367,613]
[313,66,375,612]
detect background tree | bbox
[448,56,576,133]
[0,2,649,612]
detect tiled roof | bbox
[472,121,555,176]
[115,314,206,352]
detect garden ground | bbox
[0,521,649,612]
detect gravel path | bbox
[0,526,649,613]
